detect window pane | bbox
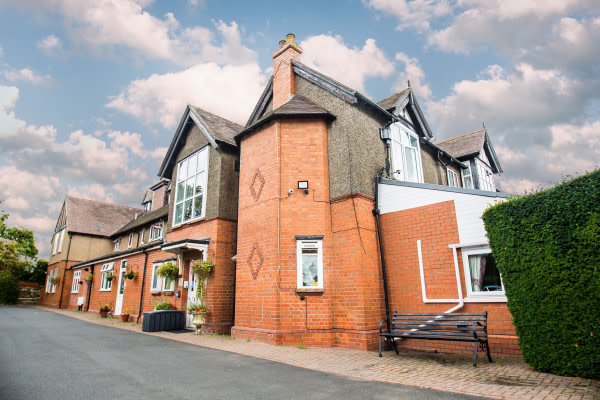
[195,172,204,194]
[179,159,188,181]
[197,149,207,172]
[463,176,473,189]
[469,254,502,292]
[174,203,183,224]
[183,199,193,221]
[119,270,125,294]
[176,181,185,202]
[185,178,195,199]
[193,195,203,218]
[152,269,158,290]
[410,135,418,148]
[404,147,418,182]
[188,154,197,177]
[301,248,319,287]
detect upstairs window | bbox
[462,164,474,189]
[390,123,423,183]
[143,201,152,212]
[58,229,65,253]
[128,233,133,248]
[447,169,459,187]
[173,147,208,225]
[476,160,496,192]
[140,229,145,244]
[52,232,59,255]
[114,238,121,252]
[149,223,163,241]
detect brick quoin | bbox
[380,201,520,356]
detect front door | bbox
[114,260,127,315]
[186,257,199,328]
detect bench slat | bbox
[392,325,487,332]
[393,316,486,322]
[391,330,485,338]
[391,312,487,317]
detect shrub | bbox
[0,270,20,304]
[153,298,175,310]
[483,170,600,379]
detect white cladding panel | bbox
[379,183,505,244]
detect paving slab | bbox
[36,306,599,400]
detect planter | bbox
[125,273,135,280]
[191,312,207,335]
[121,314,130,322]
[100,311,108,318]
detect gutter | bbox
[373,175,391,332]
[57,233,72,309]
[136,250,149,323]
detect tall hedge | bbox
[483,170,600,379]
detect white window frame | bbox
[52,233,59,255]
[173,147,209,226]
[58,229,65,253]
[462,163,474,189]
[140,229,145,244]
[296,239,324,289]
[45,271,52,293]
[475,159,496,192]
[149,223,163,241]
[150,264,161,293]
[114,238,121,252]
[51,268,58,293]
[128,233,133,248]
[461,246,506,301]
[100,263,114,291]
[71,270,81,293]
[390,123,424,183]
[447,169,459,187]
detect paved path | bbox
[14,306,600,399]
[0,306,482,400]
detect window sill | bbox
[463,296,507,303]
[151,290,161,295]
[99,289,112,292]
[296,288,325,293]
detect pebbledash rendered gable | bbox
[165,123,239,230]
[294,75,390,200]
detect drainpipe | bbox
[85,265,94,312]
[136,250,149,323]
[58,233,72,309]
[373,175,391,332]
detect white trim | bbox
[390,122,424,183]
[447,169,459,187]
[296,239,324,289]
[461,163,474,189]
[461,245,506,301]
[100,263,114,291]
[150,264,161,293]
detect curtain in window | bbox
[469,255,487,291]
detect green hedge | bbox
[483,170,600,379]
[0,270,20,304]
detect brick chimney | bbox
[272,33,302,109]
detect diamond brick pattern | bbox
[249,168,265,201]
[247,242,264,279]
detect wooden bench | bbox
[379,312,493,367]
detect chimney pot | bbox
[279,39,286,48]
[286,33,295,43]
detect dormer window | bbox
[390,123,423,183]
[143,201,152,212]
[462,164,474,189]
[447,169,459,187]
[476,160,496,192]
[114,238,120,252]
[149,223,163,241]
[128,233,133,248]
[173,147,208,226]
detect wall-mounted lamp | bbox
[298,181,309,194]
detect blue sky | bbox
[1,0,599,257]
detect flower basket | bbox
[49,275,61,284]
[187,300,209,335]
[124,269,138,280]
[156,262,178,279]
[85,274,93,284]
[191,259,214,298]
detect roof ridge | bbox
[437,128,486,145]
[376,87,410,105]
[189,104,244,129]
[65,195,142,211]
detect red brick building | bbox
[42,33,517,357]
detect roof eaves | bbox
[407,91,433,139]
[483,132,503,174]
[246,76,273,128]
[188,106,220,150]
[158,106,192,178]
[292,61,357,105]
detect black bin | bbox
[142,310,185,332]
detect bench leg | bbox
[392,338,399,355]
[379,336,383,357]
[485,341,493,363]
[473,342,479,367]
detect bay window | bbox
[173,147,208,225]
[462,164,474,189]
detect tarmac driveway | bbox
[0,306,485,400]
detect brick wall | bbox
[379,201,520,356]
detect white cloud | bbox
[3,67,53,85]
[393,52,431,100]
[106,62,266,127]
[301,35,395,95]
[11,0,256,66]
[37,34,63,56]
[364,0,452,33]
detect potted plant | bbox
[121,307,134,322]
[191,258,215,298]
[187,300,209,335]
[99,304,111,318]
[153,298,176,311]
[49,275,61,284]
[105,272,115,282]
[156,262,178,279]
[85,274,93,284]
[124,269,137,280]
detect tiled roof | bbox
[113,204,169,235]
[377,88,410,111]
[436,129,486,159]
[236,95,334,139]
[189,106,243,146]
[65,196,142,237]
